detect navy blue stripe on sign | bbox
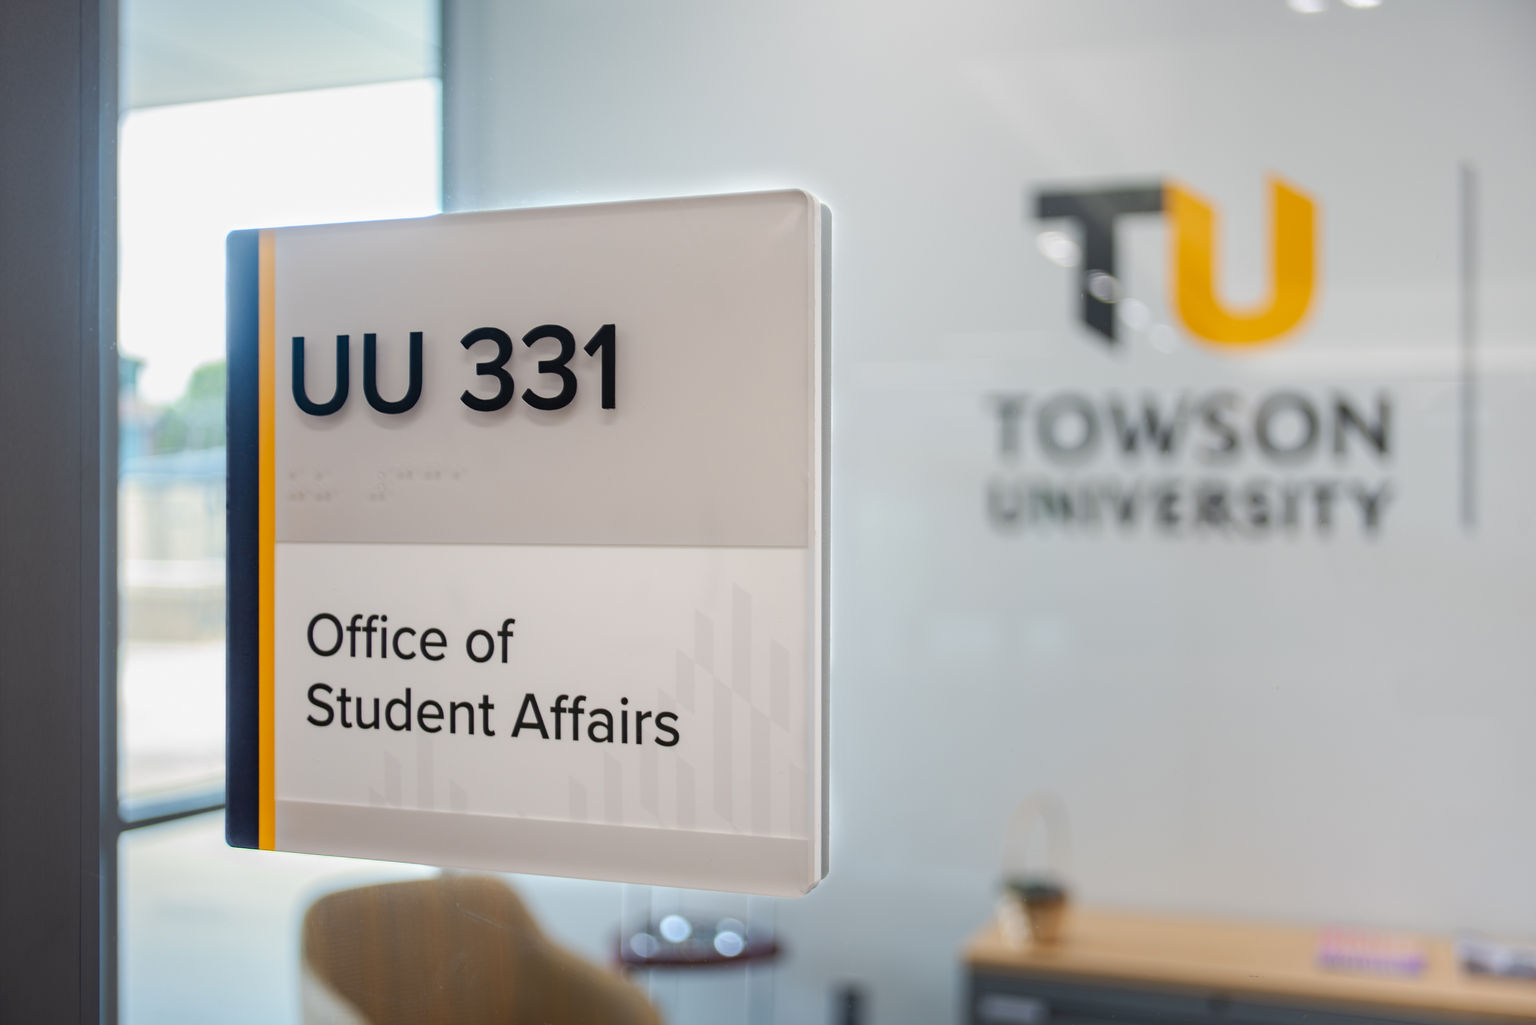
[225,228,260,850]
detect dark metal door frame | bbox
[0,0,117,1021]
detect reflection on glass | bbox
[120,815,435,1025]
[117,80,440,797]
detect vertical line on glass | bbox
[1458,162,1478,532]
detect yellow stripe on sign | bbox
[258,229,277,850]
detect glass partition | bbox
[117,2,1536,1023]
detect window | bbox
[116,78,439,1022]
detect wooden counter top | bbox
[965,908,1536,1022]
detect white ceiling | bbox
[122,0,436,109]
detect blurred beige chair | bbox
[300,874,662,1025]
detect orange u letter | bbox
[1166,177,1316,347]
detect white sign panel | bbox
[226,191,829,895]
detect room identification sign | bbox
[226,191,829,895]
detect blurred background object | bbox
[301,875,661,1025]
[999,793,1072,947]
